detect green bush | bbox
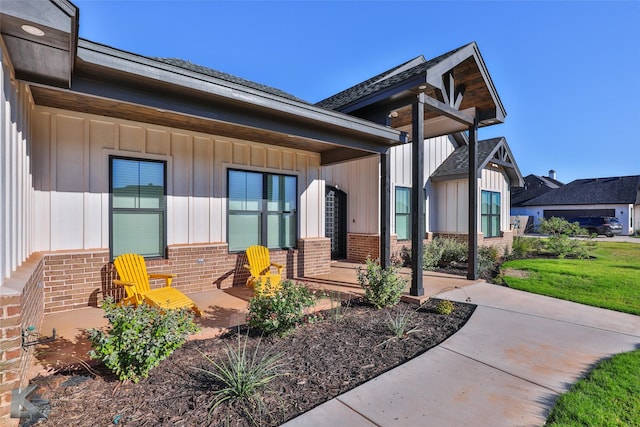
[423,237,468,270]
[356,257,407,309]
[247,280,316,336]
[478,245,499,276]
[537,217,594,259]
[438,237,468,266]
[88,298,199,383]
[435,299,455,315]
[509,236,536,259]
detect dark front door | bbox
[325,186,347,259]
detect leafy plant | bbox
[356,257,407,309]
[537,217,594,259]
[435,299,455,315]
[478,245,499,276]
[422,237,468,270]
[247,280,316,336]
[88,298,199,383]
[196,331,284,423]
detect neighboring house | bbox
[511,172,564,208]
[0,0,510,415]
[516,175,640,235]
[510,172,564,232]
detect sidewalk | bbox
[283,282,640,426]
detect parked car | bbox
[573,216,623,237]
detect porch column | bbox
[380,150,391,268]
[467,113,479,280]
[411,93,425,296]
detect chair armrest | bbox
[113,279,136,288]
[149,273,175,287]
[243,264,251,272]
[271,262,284,275]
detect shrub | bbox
[247,280,316,336]
[537,217,594,259]
[88,298,199,383]
[438,237,468,266]
[423,237,468,270]
[509,236,535,259]
[356,257,407,309]
[422,240,444,270]
[435,299,455,315]
[478,245,499,276]
[197,331,284,421]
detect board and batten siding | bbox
[322,154,379,234]
[432,167,511,234]
[321,135,457,236]
[31,106,324,253]
[1,46,35,286]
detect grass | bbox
[501,240,640,425]
[500,241,640,315]
[545,349,640,427]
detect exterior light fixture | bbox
[21,24,45,37]
[418,85,428,90]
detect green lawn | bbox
[501,241,640,426]
[545,349,640,427]
[500,241,640,315]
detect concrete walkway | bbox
[283,283,640,427]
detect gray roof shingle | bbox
[522,175,640,206]
[153,57,309,103]
[315,44,470,111]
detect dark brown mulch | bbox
[28,298,474,427]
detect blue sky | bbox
[73,0,640,184]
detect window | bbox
[395,187,411,240]
[228,170,297,252]
[110,157,166,259]
[481,190,501,238]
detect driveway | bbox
[283,283,640,426]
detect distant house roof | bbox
[430,137,524,187]
[511,174,564,207]
[154,57,308,103]
[522,175,640,206]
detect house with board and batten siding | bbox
[0,0,517,419]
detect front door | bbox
[325,186,347,259]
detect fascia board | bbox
[76,40,403,144]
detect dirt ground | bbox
[27,298,474,427]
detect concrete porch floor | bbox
[31,261,478,376]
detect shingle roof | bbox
[511,174,564,207]
[153,57,308,103]
[522,175,640,206]
[315,44,470,111]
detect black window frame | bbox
[481,190,501,238]
[109,155,167,260]
[395,186,411,241]
[227,169,298,253]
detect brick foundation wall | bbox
[297,238,331,276]
[347,233,380,263]
[0,254,45,424]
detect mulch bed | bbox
[27,298,474,427]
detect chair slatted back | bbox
[246,245,272,277]
[113,254,152,298]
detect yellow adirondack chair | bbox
[112,254,202,316]
[243,245,283,296]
